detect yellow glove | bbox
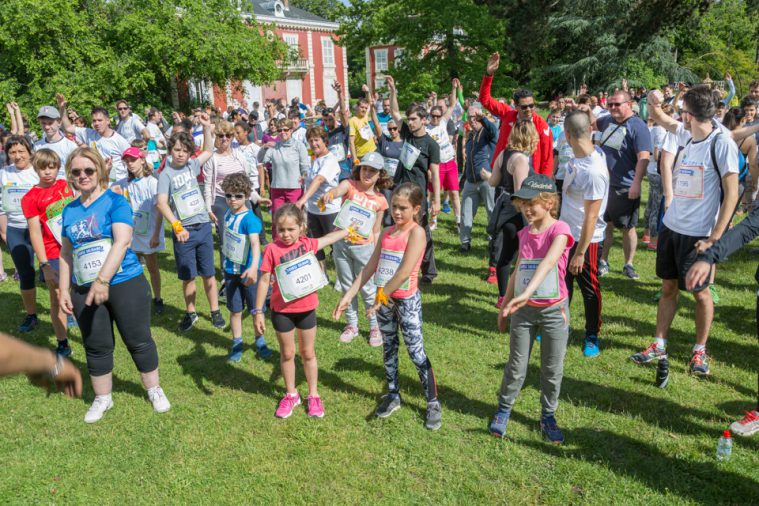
[374,287,389,307]
[171,220,185,235]
[317,192,330,212]
[346,225,361,244]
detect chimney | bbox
[282,0,290,10]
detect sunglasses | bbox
[225,193,246,200]
[217,133,234,139]
[387,127,398,131]
[518,104,536,111]
[607,102,628,108]
[117,107,129,111]
[278,128,291,133]
[71,168,97,178]
[430,114,442,119]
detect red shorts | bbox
[428,159,460,192]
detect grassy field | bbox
[1,187,759,504]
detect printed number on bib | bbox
[333,200,376,240]
[440,143,455,163]
[400,142,421,170]
[515,259,560,300]
[600,125,627,151]
[674,163,704,199]
[133,210,151,236]
[73,238,121,285]
[2,184,33,213]
[329,143,347,162]
[172,186,205,220]
[384,157,399,176]
[374,249,410,291]
[223,227,249,266]
[359,124,374,141]
[275,252,327,302]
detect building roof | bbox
[247,0,338,28]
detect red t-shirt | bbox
[21,179,75,260]
[260,236,321,313]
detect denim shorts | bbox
[224,271,260,313]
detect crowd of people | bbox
[1,57,759,443]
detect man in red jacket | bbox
[479,52,553,176]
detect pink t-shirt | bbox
[343,180,388,244]
[377,224,423,299]
[515,220,574,307]
[260,236,321,313]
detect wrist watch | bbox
[39,261,49,269]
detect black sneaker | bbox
[622,263,640,280]
[17,314,38,333]
[459,242,471,253]
[425,400,442,430]
[540,414,564,444]
[56,340,72,358]
[376,394,401,418]
[153,298,165,315]
[211,310,226,329]
[178,312,199,332]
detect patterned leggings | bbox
[376,291,437,402]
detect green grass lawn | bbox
[2,187,759,504]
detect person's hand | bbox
[333,296,351,320]
[647,90,663,108]
[176,229,189,242]
[486,52,500,75]
[628,181,641,200]
[241,267,258,287]
[42,264,59,287]
[685,260,712,291]
[104,157,113,176]
[431,200,441,217]
[56,93,67,110]
[579,84,588,95]
[332,81,342,93]
[569,252,585,276]
[85,281,109,306]
[27,354,83,399]
[453,77,461,90]
[259,198,272,208]
[197,112,212,128]
[678,81,686,92]
[208,212,218,226]
[725,71,732,81]
[497,304,508,333]
[663,193,672,212]
[362,84,370,94]
[254,313,266,336]
[694,238,715,254]
[622,78,628,91]
[295,198,306,209]
[479,168,491,181]
[502,293,528,317]
[386,75,395,91]
[149,235,160,249]
[59,291,74,315]
[5,102,12,114]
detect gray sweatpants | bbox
[333,239,378,328]
[460,180,495,245]
[497,300,569,416]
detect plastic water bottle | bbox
[716,430,732,461]
[655,358,669,388]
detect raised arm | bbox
[479,53,513,118]
[195,113,214,166]
[722,72,735,106]
[442,79,458,122]
[56,94,77,135]
[368,89,383,138]
[646,91,679,134]
[386,76,402,123]
[334,81,350,128]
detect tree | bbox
[289,0,346,21]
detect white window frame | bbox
[374,48,388,72]
[321,37,335,67]
[283,33,300,59]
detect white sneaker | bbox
[148,386,171,413]
[84,395,113,423]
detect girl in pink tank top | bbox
[334,183,441,430]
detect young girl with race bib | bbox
[489,174,574,444]
[255,204,352,419]
[221,173,272,363]
[333,182,442,431]
[21,149,75,356]
[113,146,166,314]
[322,151,390,346]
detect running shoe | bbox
[730,410,759,437]
[211,310,226,329]
[495,296,504,309]
[255,336,273,360]
[631,342,667,364]
[429,217,438,231]
[583,334,600,358]
[598,259,609,277]
[442,200,451,214]
[56,340,72,358]
[647,241,658,251]
[709,284,720,304]
[147,386,171,413]
[84,395,113,424]
[228,338,244,363]
[368,327,383,347]
[540,415,565,444]
[641,234,651,244]
[623,263,640,280]
[425,401,442,430]
[486,267,497,284]
[339,324,359,344]
[689,349,710,376]
[459,242,471,253]
[307,395,324,418]
[17,314,38,333]
[489,410,511,438]
[153,298,165,315]
[376,394,401,418]
[275,393,301,418]
[178,312,199,332]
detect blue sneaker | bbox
[540,414,565,444]
[442,200,451,214]
[489,410,511,438]
[17,314,38,333]
[66,314,78,328]
[228,338,244,363]
[583,334,600,358]
[255,336,273,360]
[56,341,72,358]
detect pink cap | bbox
[122,147,145,159]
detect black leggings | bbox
[496,214,525,297]
[7,226,35,290]
[72,274,158,376]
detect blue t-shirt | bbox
[62,189,143,286]
[223,208,262,274]
[597,115,652,189]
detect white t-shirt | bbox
[0,165,40,228]
[74,127,131,182]
[114,175,165,254]
[560,147,609,243]
[305,152,342,215]
[647,125,667,176]
[662,123,740,237]
[554,131,574,180]
[291,126,308,147]
[116,115,147,144]
[427,120,455,163]
[146,122,167,150]
[33,135,78,178]
[236,144,262,190]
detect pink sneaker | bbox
[275,393,301,418]
[368,327,383,347]
[339,324,359,343]
[307,395,324,418]
[495,296,504,309]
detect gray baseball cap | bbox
[511,174,557,200]
[359,151,385,170]
[37,106,61,120]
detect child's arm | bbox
[254,270,271,336]
[150,203,163,249]
[316,227,350,250]
[322,179,351,205]
[381,225,425,297]
[27,216,57,286]
[497,257,519,333]
[333,237,384,320]
[156,193,188,242]
[242,234,261,287]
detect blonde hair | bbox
[65,146,110,190]
[508,120,539,154]
[214,120,235,136]
[513,192,560,219]
[31,148,61,173]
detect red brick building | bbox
[365,45,403,93]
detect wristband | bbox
[172,220,185,234]
[251,308,264,315]
[95,276,110,286]
[353,158,360,166]
[39,261,50,269]
[49,354,64,379]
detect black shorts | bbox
[656,225,709,292]
[271,309,317,333]
[307,212,338,261]
[603,187,640,229]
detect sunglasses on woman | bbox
[71,168,97,177]
[217,133,234,139]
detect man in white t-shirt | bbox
[57,94,131,182]
[560,111,609,358]
[32,105,77,177]
[632,86,740,376]
[115,100,150,144]
[146,108,167,152]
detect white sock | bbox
[96,393,112,402]
[693,344,706,353]
[655,337,667,349]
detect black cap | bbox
[511,174,557,200]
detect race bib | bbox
[2,184,33,213]
[440,143,455,163]
[674,163,705,199]
[374,249,410,291]
[223,227,249,266]
[600,125,627,151]
[333,200,377,240]
[275,252,327,302]
[515,259,560,300]
[359,124,374,141]
[73,238,121,285]
[384,157,399,176]
[133,208,153,235]
[172,186,205,221]
[46,213,64,245]
[329,143,347,162]
[558,142,573,165]
[400,142,421,170]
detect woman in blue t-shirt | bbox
[58,147,170,424]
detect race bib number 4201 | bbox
[333,200,376,240]
[275,252,327,302]
[515,259,560,300]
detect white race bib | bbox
[558,142,573,165]
[172,186,205,221]
[600,125,627,151]
[2,184,33,213]
[515,259,560,300]
[275,252,327,302]
[329,143,347,162]
[73,238,120,285]
[223,227,249,265]
[440,142,455,163]
[384,157,399,176]
[333,200,377,240]
[359,124,374,141]
[374,249,410,290]
[674,163,704,199]
[400,142,421,170]
[46,213,64,245]
[133,210,151,236]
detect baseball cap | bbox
[37,106,61,120]
[122,147,145,159]
[511,174,557,200]
[359,152,385,170]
